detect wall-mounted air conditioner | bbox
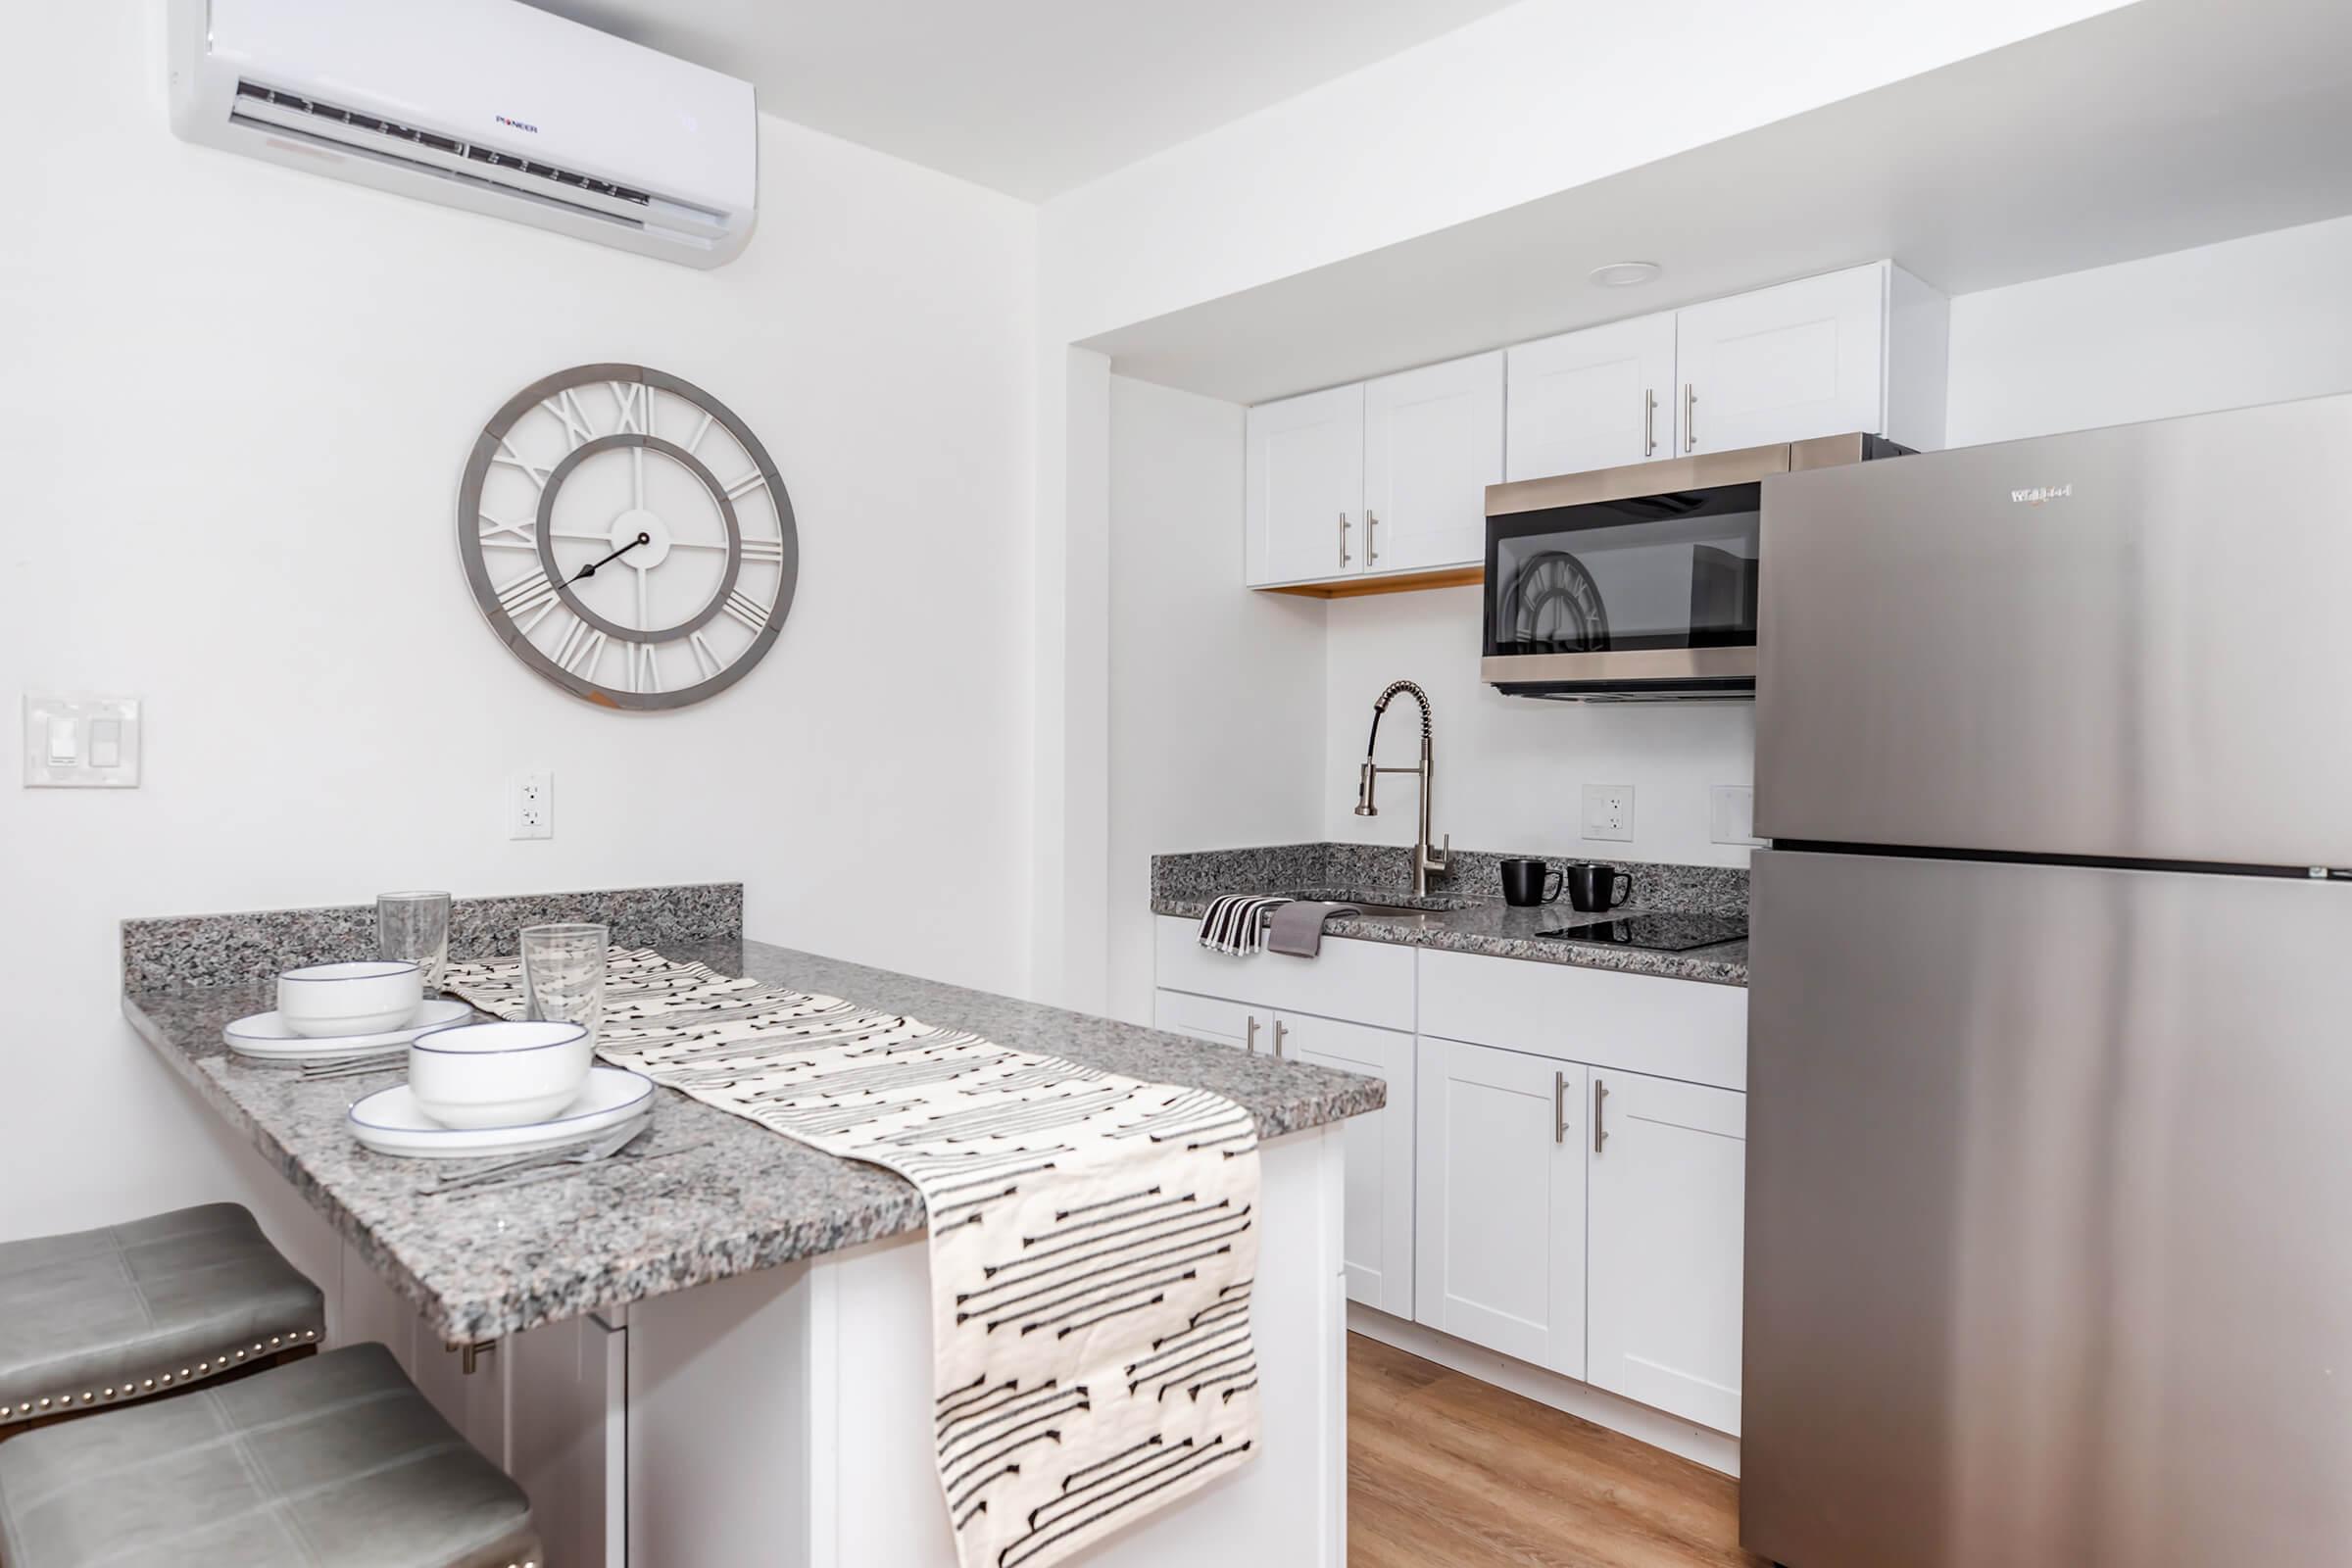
[169,0,759,269]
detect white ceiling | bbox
[521,0,1524,201]
[1081,0,2352,403]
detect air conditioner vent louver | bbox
[233,80,655,204]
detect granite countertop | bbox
[123,938,1385,1344]
[1152,844,1751,988]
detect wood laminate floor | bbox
[1348,1333,1767,1568]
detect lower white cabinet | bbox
[1411,1037,1585,1379]
[1155,935,1750,1438]
[1586,1068,1747,1436]
[1281,1012,1415,1320]
[1154,988,1415,1318]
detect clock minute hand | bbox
[566,531,653,585]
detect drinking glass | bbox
[376,891,452,994]
[522,922,610,1045]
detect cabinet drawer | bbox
[1417,948,1746,1090]
[1154,916,1414,1030]
[1152,988,1261,1051]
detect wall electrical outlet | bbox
[510,770,554,840]
[1582,783,1635,842]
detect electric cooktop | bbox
[1537,912,1748,953]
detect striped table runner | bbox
[444,949,1261,1568]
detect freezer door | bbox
[1755,392,2352,865]
[1741,849,2352,1568]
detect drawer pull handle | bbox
[1245,1015,1259,1054]
[1553,1070,1568,1145]
[1593,1077,1609,1154]
[1273,1019,1288,1058]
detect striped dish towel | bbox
[1198,894,1292,956]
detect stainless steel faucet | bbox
[1353,679,1449,896]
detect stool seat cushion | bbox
[0,1342,539,1568]
[0,1203,324,1420]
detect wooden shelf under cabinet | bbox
[1256,564,1482,600]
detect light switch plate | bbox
[24,695,140,787]
[1711,784,1762,846]
[1582,783,1634,842]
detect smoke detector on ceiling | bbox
[1589,261,1663,288]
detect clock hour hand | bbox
[566,531,652,585]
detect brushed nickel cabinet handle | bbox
[1273,1019,1288,1058]
[1643,389,1658,458]
[1553,1070,1568,1145]
[1366,510,1380,567]
[1593,1077,1609,1153]
[1339,512,1351,567]
[1684,383,1696,453]
[1245,1015,1259,1054]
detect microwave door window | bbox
[1489,498,1760,656]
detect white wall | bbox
[0,7,1037,1243]
[1946,213,2352,445]
[1106,377,1326,1021]
[1040,0,2126,343]
[1323,589,1754,866]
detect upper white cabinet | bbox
[1245,381,1364,586]
[1585,1068,1747,1436]
[1505,312,1678,480]
[1361,351,1503,575]
[1413,1036,1586,1379]
[1674,265,1887,456]
[1250,261,1949,591]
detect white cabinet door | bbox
[1361,351,1502,573]
[1245,383,1364,586]
[1280,1012,1415,1320]
[1505,312,1678,480]
[1586,1067,1746,1434]
[1153,988,1265,1054]
[1675,263,1886,455]
[1413,1036,1585,1377]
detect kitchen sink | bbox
[1277,891,1477,921]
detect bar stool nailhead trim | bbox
[7,1330,323,1427]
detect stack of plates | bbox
[347,1067,656,1159]
[223,999,473,1063]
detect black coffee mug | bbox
[1565,862,1633,912]
[1499,858,1563,907]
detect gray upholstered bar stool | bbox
[0,1202,323,1438]
[0,1342,541,1567]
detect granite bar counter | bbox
[1152,842,1752,987]
[121,892,1384,1344]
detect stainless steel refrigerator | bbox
[1741,393,2352,1568]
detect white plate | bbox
[225,999,475,1061]
[347,1066,657,1159]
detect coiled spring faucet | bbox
[1353,679,1449,896]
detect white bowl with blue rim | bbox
[407,1018,595,1129]
[276,959,423,1039]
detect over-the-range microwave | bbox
[1481,433,1910,701]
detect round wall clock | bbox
[457,363,799,710]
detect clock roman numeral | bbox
[477,513,536,552]
[689,632,723,680]
[740,535,786,564]
[683,410,715,455]
[721,590,770,634]
[630,642,661,695]
[610,381,648,434]
[721,468,767,501]
[491,435,552,491]
[541,389,598,451]
[553,618,607,678]
[495,568,562,633]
